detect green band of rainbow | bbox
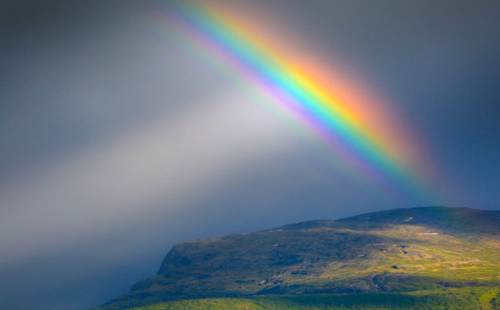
[161,1,439,202]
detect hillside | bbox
[96,207,500,310]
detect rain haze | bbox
[1,0,500,309]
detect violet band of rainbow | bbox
[161,1,440,202]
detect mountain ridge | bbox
[96,206,500,310]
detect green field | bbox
[128,288,500,310]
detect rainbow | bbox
[160,1,438,202]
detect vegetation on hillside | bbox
[96,207,500,310]
[128,288,500,310]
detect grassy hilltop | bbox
[97,207,500,310]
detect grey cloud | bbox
[1,0,500,309]
[0,86,293,260]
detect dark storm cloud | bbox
[0,0,226,178]
[0,0,145,176]
[1,1,500,309]
[262,0,500,206]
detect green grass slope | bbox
[127,288,500,310]
[96,207,500,310]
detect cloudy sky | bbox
[1,0,500,309]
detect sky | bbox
[1,0,500,309]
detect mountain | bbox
[96,207,500,310]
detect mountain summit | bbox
[97,207,500,310]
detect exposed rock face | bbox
[98,207,500,309]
